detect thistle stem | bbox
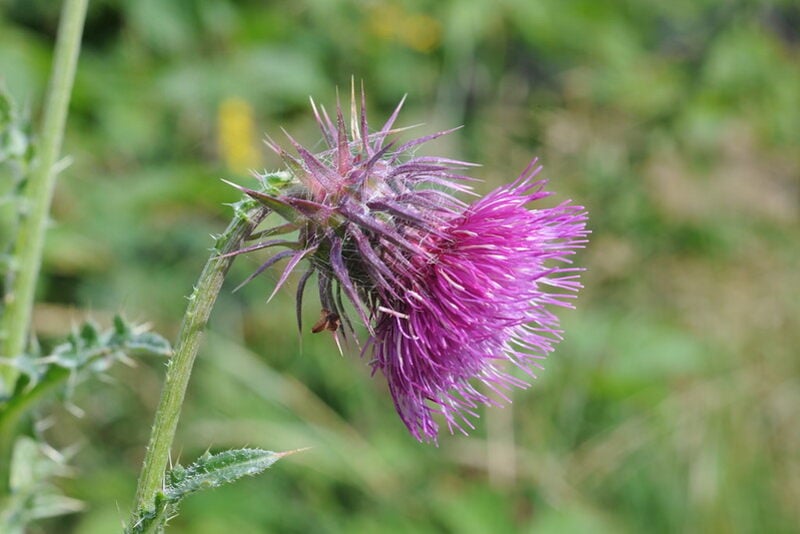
[132,201,265,516]
[0,0,88,395]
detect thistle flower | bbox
[369,163,588,441]
[229,90,588,442]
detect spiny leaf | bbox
[33,316,169,381]
[0,317,171,420]
[165,448,293,499]
[127,448,303,533]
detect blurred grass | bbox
[1,0,799,532]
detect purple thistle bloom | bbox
[368,161,588,441]
[230,89,589,442]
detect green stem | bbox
[132,201,265,517]
[0,0,89,395]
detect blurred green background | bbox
[2,0,800,532]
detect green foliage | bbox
[0,317,170,532]
[0,437,84,534]
[128,448,293,534]
[4,316,170,403]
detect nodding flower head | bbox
[228,89,589,442]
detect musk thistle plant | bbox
[228,90,589,442]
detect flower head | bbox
[230,89,588,442]
[369,162,588,440]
